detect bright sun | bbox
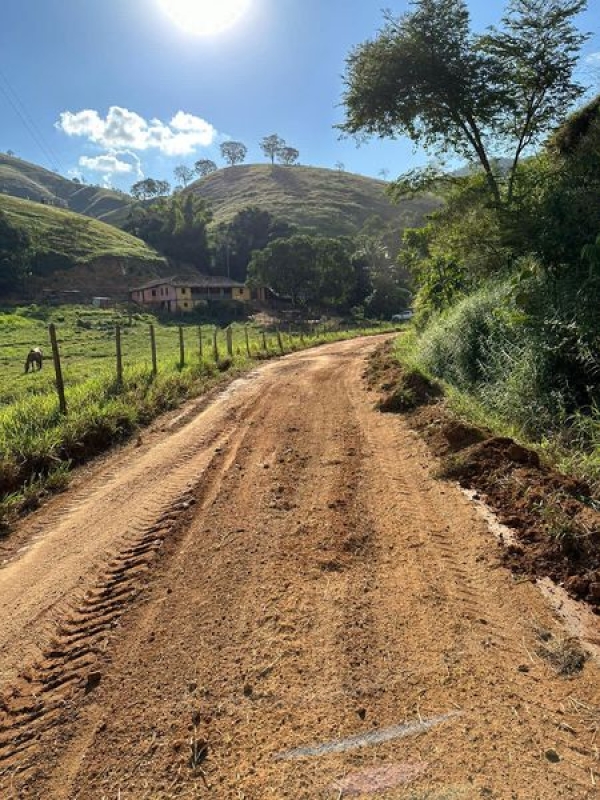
[157,0,251,36]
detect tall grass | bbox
[402,279,600,485]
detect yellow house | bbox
[130,275,250,313]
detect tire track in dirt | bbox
[347,367,600,798]
[1,337,599,798]
[0,373,282,791]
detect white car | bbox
[391,310,414,322]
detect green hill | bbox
[186,164,439,236]
[0,157,438,240]
[0,194,168,298]
[0,154,133,224]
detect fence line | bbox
[35,320,384,414]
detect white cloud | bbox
[77,149,143,188]
[57,106,217,156]
[585,52,600,65]
[79,153,134,174]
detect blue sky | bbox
[1,0,599,191]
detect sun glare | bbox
[157,0,251,36]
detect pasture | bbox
[0,305,261,406]
[0,305,390,521]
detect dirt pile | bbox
[369,345,600,610]
[365,341,442,412]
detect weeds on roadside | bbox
[530,620,587,675]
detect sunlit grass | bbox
[0,304,391,524]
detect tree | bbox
[124,194,213,270]
[335,161,345,172]
[248,235,320,305]
[194,159,217,177]
[315,238,356,307]
[260,134,285,164]
[130,178,169,200]
[341,0,587,204]
[278,146,300,165]
[212,206,295,281]
[155,180,171,196]
[174,165,195,187]
[220,141,247,166]
[248,234,360,308]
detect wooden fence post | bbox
[245,326,251,358]
[226,326,233,357]
[179,326,185,369]
[115,324,123,387]
[212,327,219,363]
[262,330,267,353]
[48,323,67,415]
[277,327,284,354]
[149,324,157,376]
[198,326,203,361]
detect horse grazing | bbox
[24,347,43,373]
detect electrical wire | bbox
[0,67,64,173]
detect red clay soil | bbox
[0,336,598,798]
[369,342,600,610]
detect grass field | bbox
[0,305,233,405]
[0,194,163,266]
[0,305,391,523]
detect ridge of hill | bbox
[0,157,439,240]
[185,164,439,236]
[0,154,132,224]
[0,194,168,299]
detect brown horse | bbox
[24,347,43,373]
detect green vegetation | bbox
[0,304,391,525]
[0,194,165,294]
[212,206,295,282]
[186,164,438,238]
[0,153,132,222]
[248,234,359,307]
[341,0,587,206]
[342,0,600,484]
[123,193,212,270]
[0,193,163,271]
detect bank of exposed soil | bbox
[369,342,600,610]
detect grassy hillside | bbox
[0,154,132,223]
[1,194,162,264]
[0,194,168,296]
[186,164,439,236]
[0,157,439,239]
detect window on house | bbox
[152,289,157,297]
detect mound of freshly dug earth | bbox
[365,341,442,412]
[368,344,600,611]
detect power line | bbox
[0,67,64,173]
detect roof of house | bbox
[131,275,246,291]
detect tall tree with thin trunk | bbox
[174,164,195,187]
[340,0,588,205]
[260,134,286,164]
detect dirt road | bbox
[0,337,598,799]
